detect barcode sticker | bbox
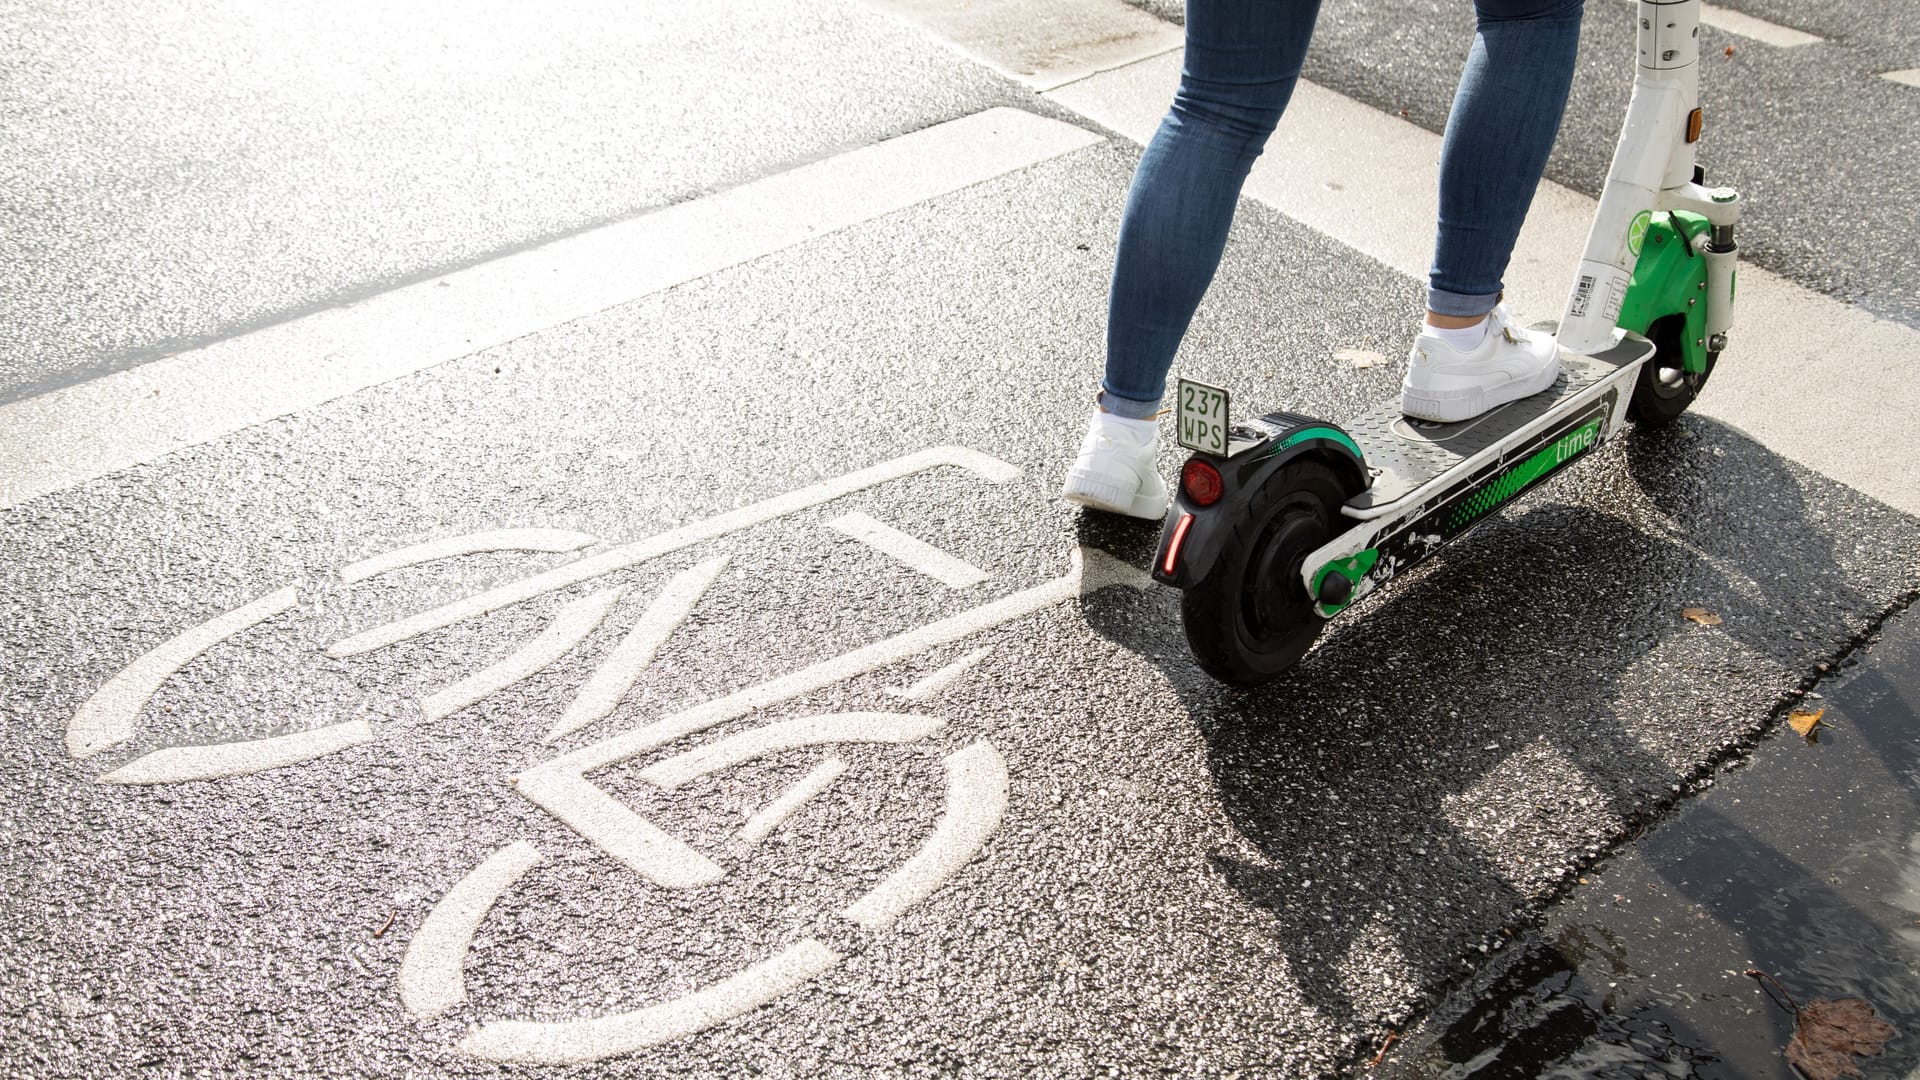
[1570,275,1597,318]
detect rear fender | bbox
[1152,414,1368,590]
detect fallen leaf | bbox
[1789,707,1826,738]
[1747,969,1896,1080]
[1788,998,1896,1080]
[1336,348,1384,369]
[1682,607,1723,626]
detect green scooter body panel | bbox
[1617,211,1714,374]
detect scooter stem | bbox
[1557,0,1704,356]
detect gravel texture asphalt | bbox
[6,131,1919,1075]
[0,0,1028,404]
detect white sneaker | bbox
[1400,304,1561,423]
[1061,411,1169,520]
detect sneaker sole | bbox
[1400,359,1562,424]
[1061,470,1168,520]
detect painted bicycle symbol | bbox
[64,446,1145,1064]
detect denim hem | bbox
[1097,386,1163,420]
[1426,286,1502,319]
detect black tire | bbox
[1180,460,1346,686]
[1628,314,1718,428]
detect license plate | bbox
[1175,378,1229,456]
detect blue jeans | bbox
[1100,0,1585,419]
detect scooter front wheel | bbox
[1180,460,1346,686]
[1628,314,1718,428]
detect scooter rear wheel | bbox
[1181,460,1345,686]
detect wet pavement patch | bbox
[1392,601,1920,1078]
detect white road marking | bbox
[67,586,299,760]
[639,712,943,790]
[338,529,598,585]
[419,587,626,722]
[511,766,726,889]
[398,841,545,1019]
[456,938,844,1065]
[98,720,376,785]
[862,0,1181,91]
[545,557,731,743]
[738,759,849,845]
[0,110,1101,511]
[513,546,1143,890]
[1698,3,1823,47]
[1883,69,1920,88]
[327,446,1022,658]
[842,741,1009,930]
[1048,49,1920,515]
[887,646,993,701]
[826,512,990,589]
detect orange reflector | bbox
[1163,513,1194,576]
[1686,108,1703,143]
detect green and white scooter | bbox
[1153,0,1741,685]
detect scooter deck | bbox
[1342,335,1653,511]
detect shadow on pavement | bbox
[1069,412,1918,1059]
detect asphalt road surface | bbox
[4,1,1917,1076]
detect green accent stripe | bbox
[1275,426,1364,461]
[1447,419,1601,531]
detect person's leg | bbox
[1065,0,1323,519]
[1429,0,1584,320]
[1401,0,1584,422]
[1099,0,1325,420]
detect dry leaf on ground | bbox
[1335,348,1384,369]
[1682,607,1723,626]
[1787,997,1896,1080]
[1747,970,1896,1080]
[1789,707,1826,738]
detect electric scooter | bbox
[1154,0,1741,685]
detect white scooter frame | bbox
[1155,0,1742,685]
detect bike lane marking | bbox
[338,528,598,585]
[99,720,377,787]
[397,840,546,1020]
[888,646,994,701]
[738,758,850,845]
[826,510,991,588]
[327,446,1022,658]
[67,585,299,760]
[511,545,1142,887]
[455,938,847,1066]
[0,109,1102,511]
[841,740,1010,931]
[63,447,1146,1064]
[544,556,732,742]
[420,586,626,722]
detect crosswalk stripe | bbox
[863,0,1181,91]
[1048,49,1920,516]
[0,108,1102,511]
[1697,3,1823,47]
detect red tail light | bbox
[1181,459,1224,507]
